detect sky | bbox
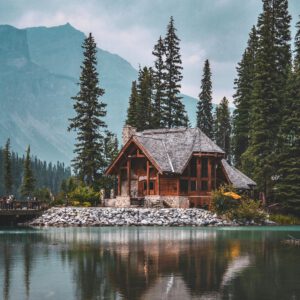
[1,0,300,104]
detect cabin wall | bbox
[159,176,178,196]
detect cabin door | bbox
[138,180,146,197]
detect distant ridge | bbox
[0,23,199,164]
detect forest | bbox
[125,1,299,213]
[0,139,71,199]
[0,0,298,213]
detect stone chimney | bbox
[122,125,137,145]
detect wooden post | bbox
[157,172,160,195]
[177,177,180,195]
[214,158,217,189]
[118,171,121,196]
[197,157,201,193]
[127,158,131,197]
[187,162,191,194]
[146,161,150,195]
[208,158,212,191]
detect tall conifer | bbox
[126,81,138,128]
[68,33,107,186]
[232,27,258,167]
[197,59,213,138]
[20,146,35,198]
[162,16,188,128]
[242,0,291,198]
[214,97,232,160]
[275,18,300,213]
[3,138,12,195]
[152,36,166,128]
[136,66,153,131]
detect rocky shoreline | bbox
[27,207,236,227]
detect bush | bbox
[228,199,266,223]
[51,198,64,206]
[68,186,100,205]
[211,185,240,214]
[269,214,300,225]
[71,200,81,207]
[82,201,92,207]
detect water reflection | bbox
[0,227,299,300]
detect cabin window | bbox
[201,158,208,177]
[180,179,189,194]
[143,181,147,190]
[190,157,197,177]
[149,181,154,190]
[201,181,208,191]
[190,180,197,191]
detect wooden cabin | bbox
[105,126,256,208]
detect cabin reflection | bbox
[0,228,299,300]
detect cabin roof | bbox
[133,127,224,174]
[221,159,256,189]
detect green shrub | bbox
[228,199,266,223]
[269,214,300,225]
[68,186,100,205]
[51,198,64,206]
[71,200,81,207]
[211,185,240,214]
[82,201,92,207]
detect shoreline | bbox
[26,207,271,227]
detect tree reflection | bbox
[0,227,299,300]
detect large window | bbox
[201,158,208,177]
[180,179,189,194]
[190,180,197,191]
[201,181,208,191]
[190,157,197,177]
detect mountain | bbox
[0,23,199,164]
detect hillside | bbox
[0,23,198,164]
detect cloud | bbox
[1,0,300,106]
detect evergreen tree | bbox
[214,97,232,160]
[197,59,214,138]
[3,138,12,195]
[152,36,166,128]
[232,26,258,167]
[68,33,107,186]
[162,16,188,128]
[242,0,291,198]
[20,146,35,198]
[136,66,153,131]
[126,81,138,127]
[275,18,300,213]
[103,131,119,168]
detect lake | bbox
[0,226,299,300]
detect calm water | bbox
[0,226,299,300]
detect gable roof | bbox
[133,127,224,174]
[221,159,256,189]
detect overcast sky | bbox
[1,0,300,104]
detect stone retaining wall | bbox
[27,207,233,227]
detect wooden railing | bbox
[0,200,49,211]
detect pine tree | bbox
[103,131,119,167]
[214,97,232,160]
[152,36,166,128]
[275,18,300,213]
[197,59,214,138]
[3,138,12,195]
[136,66,153,131]
[20,146,35,198]
[162,16,188,128]
[242,0,291,199]
[126,81,138,127]
[68,33,107,186]
[232,26,258,167]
